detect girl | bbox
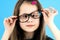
[2,0,60,40]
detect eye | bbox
[19,14,28,19]
[32,14,35,17]
[32,12,39,17]
[31,12,40,19]
[24,14,28,18]
[31,14,39,18]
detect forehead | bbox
[19,1,38,15]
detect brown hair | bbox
[9,0,46,40]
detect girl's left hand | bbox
[42,7,58,25]
[42,7,60,40]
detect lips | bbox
[26,24,34,27]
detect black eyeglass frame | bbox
[18,10,42,23]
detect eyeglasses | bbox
[19,10,42,23]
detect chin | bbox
[24,29,37,32]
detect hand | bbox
[41,7,60,40]
[3,16,17,34]
[42,7,58,25]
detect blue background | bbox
[0,0,60,40]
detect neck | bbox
[24,32,34,39]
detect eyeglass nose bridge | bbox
[27,13,32,18]
[27,13,33,22]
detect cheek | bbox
[20,23,26,29]
[34,19,40,26]
[19,19,40,32]
[34,19,39,29]
[20,23,29,31]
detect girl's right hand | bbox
[3,16,17,35]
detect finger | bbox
[8,17,13,23]
[4,18,10,25]
[42,9,50,17]
[8,16,17,23]
[4,18,7,24]
[9,16,17,19]
[48,7,58,15]
[42,11,47,19]
[12,19,17,25]
[48,7,57,13]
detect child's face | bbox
[19,1,40,32]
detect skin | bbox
[42,8,60,40]
[1,1,60,40]
[19,1,39,32]
[19,1,39,39]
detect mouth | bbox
[26,24,34,27]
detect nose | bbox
[27,17,33,23]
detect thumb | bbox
[12,19,17,28]
[42,12,47,18]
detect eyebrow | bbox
[31,10,38,13]
[20,10,38,16]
